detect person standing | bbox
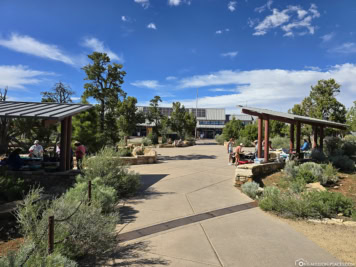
[29,140,44,158]
[227,138,235,165]
[74,141,86,170]
[235,143,243,166]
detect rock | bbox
[333,186,339,189]
[257,187,264,193]
[132,146,143,156]
[308,219,322,224]
[306,182,326,192]
[344,221,356,227]
[331,218,344,223]
[337,213,343,217]
[144,149,157,157]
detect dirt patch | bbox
[329,173,356,205]
[276,215,356,265]
[0,237,24,257]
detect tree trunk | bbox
[124,136,128,146]
[100,100,105,132]
[0,118,9,154]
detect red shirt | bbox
[75,145,86,159]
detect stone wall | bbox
[235,162,284,185]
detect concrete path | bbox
[107,140,340,267]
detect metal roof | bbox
[0,101,93,120]
[241,106,347,130]
[229,114,255,121]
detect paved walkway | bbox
[108,140,339,267]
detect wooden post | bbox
[313,125,318,148]
[320,127,324,152]
[60,118,68,171]
[290,124,294,153]
[264,118,269,162]
[296,121,301,156]
[66,116,72,171]
[258,117,263,158]
[88,180,92,206]
[48,216,54,254]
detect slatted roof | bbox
[0,101,93,120]
[241,106,347,130]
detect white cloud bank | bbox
[330,43,356,54]
[252,4,320,37]
[0,33,74,65]
[0,65,53,90]
[221,51,238,58]
[131,80,161,89]
[134,0,149,8]
[82,37,122,62]
[228,1,237,12]
[174,63,356,112]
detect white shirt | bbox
[29,144,44,158]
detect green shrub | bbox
[344,135,356,143]
[342,141,356,157]
[296,162,323,184]
[259,188,354,219]
[0,176,30,202]
[322,163,339,184]
[15,187,119,261]
[324,136,343,157]
[241,181,260,199]
[79,147,141,198]
[330,155,355,172]
[289,178,306,193]
[235,137,253,147]
[0,241,78,267]
[311,148,327,162]
[271,136,290,150]
[117,147,132,157]
[215,134,225,145]
[283,161,298,180]
[142,137,152,146]
[147,132,158,145]
[65,178,118,213]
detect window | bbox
[199,120,225,125]
[190,109,206,117]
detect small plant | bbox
[118,147,132,157]
[322,163,339,184]
[241,181,260,199]
[283,160,297,181]
[215,134,225,145]
[0,175,30,202]
[289,178,306,193]
[142,137,152,146]
[311,148,327,162]
[330,155,355,172]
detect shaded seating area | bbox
[0,101,92,172]
[241,107,348,163]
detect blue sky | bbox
[1,0,356,113]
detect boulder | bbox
[144,149,157,157]
[306,182,326,192]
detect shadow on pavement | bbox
[80,241,170,266]
[139,174,168,192]
[159,154,216,161]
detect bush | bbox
[147,132,158,145]
[271,136,290,150]
[324,136,343,157]
[322,163,339,184]
[344,135,356,143]
[142,137,152,146]
[117,147,132,157]
[289,178,306,193]
[79,147,141,198]
[283,160,298,181]
[342,141,356,157]
[215,134,225,145]
[241,181,259,199]
[259,188,354,219]
[311,148,327,162]
[235,137,253,147]
[330,155,355,172]
[15,187,119,261]
[296,162,324,184]
[0,175,30,202]
[65,178,118,213]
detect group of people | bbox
[7,140,86,171]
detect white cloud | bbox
[329,43,356,54]
[0,65,54,90]
[208,88,237,92]
[304,66,321,71]
[253,4,320,37]
[221,51,238,58]
[176,64,356,111]
[82,37,122,62]
[228,1,237,12]
[168,0,180,6]
[0,33,74,65]
[166,76,177,81]
[321,32,335,42]
[131,80,161,89]
[215,28,230,35]
[121,16,128,22]
[147,23,157,30]
[255,0,273,13]
[134,0,149,8]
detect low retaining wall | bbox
[120,155,157,165]
[235,162,284,185]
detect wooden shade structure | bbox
[0,101,92,171]
[240,107,347,163]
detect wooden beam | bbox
[320,126,324,152]
[60,118,68,171]
[66,116,72,171]
[313,125,318,148]
[290,123,294,153]
[296,121,301,156]
[264,117,269,162]
[258,117,263,158]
